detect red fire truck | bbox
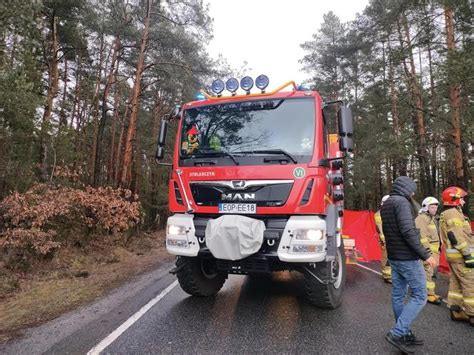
[156,76,353,308]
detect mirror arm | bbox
[323,100,345,108]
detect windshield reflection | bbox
[180,98,315,165]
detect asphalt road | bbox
[1,261,472,354]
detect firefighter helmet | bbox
[420,196,439,213]
[442,187,467,206]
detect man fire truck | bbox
[156,75,353,308]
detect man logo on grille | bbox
[231,180,246,189]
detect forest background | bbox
[0,0,472,254]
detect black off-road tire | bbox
[303,243,346,309]
[175,256,227,296]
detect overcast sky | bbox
[206,0,369,90]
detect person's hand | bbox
[463,253,474,268]
[426,256,437,269]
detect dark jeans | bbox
[389,259,427,337]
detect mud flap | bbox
[325,204,337,262]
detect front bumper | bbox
[165,214,328,263]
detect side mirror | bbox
[155,146,165,160]
[339,136,353,152]
[158,119,168,146]
[155,119,168,161]
[338,106,354,152]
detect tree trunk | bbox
[58,58,68,127]
[90,34,105,185]
[108,82,121,184]
[387,37,405,176]
[444,5,464,188]
[399,14,432,195]
[120,0,152,188]
[71,60,81,129]
[39,13,59,180]
[93,36,121,186]
[115,117,126,185]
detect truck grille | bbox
[190,180,293,207]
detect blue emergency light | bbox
[211,79,225,95]
[240,76,254,93]
[226,78,239,94]
[255,74,269,91]
[195,92,206,101]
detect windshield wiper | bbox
[189,151,240,165]
[238,149,298,164]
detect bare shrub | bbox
[0,184,143,265]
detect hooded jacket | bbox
[381,176,431,261]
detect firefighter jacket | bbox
[415,212,441,255]
[440,207,473,263]
[374,210,385,244]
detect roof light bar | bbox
[202,75,296,100]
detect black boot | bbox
[404,331,423,345]
[385,332,415,353]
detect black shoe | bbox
[404,331,423,345]
[385,332,415,354]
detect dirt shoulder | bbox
[0,230,174,342]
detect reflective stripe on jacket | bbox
[440,207,473,263]
[415,212,441,254]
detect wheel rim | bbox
[332,249,343,289]
[201,260,218,279]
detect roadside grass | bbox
[0,230,172,342]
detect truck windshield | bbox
[179,98,315,165]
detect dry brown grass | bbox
[0,230,172,342]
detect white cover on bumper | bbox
[205,215,265,260]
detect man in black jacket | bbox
[381,176,436,353]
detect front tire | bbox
[303,243,346,308]
[176,256,227,296]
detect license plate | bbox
[218,203,257,214]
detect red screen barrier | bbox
[342,210,450,273]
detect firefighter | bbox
[375,195,391,283]
[439,187,474,326]
[415,197,442,304]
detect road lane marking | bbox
[87,280,178,355]
[354,263,383,276]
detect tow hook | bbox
[304,265,336,285]
[169,259,186,275]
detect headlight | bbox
[167,224,186,236]
[293,229,324,241]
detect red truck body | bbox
[157,79,352,308]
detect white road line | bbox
[87,280,178,355]
[354,263,383,276]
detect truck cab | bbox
[156,77,353,308]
